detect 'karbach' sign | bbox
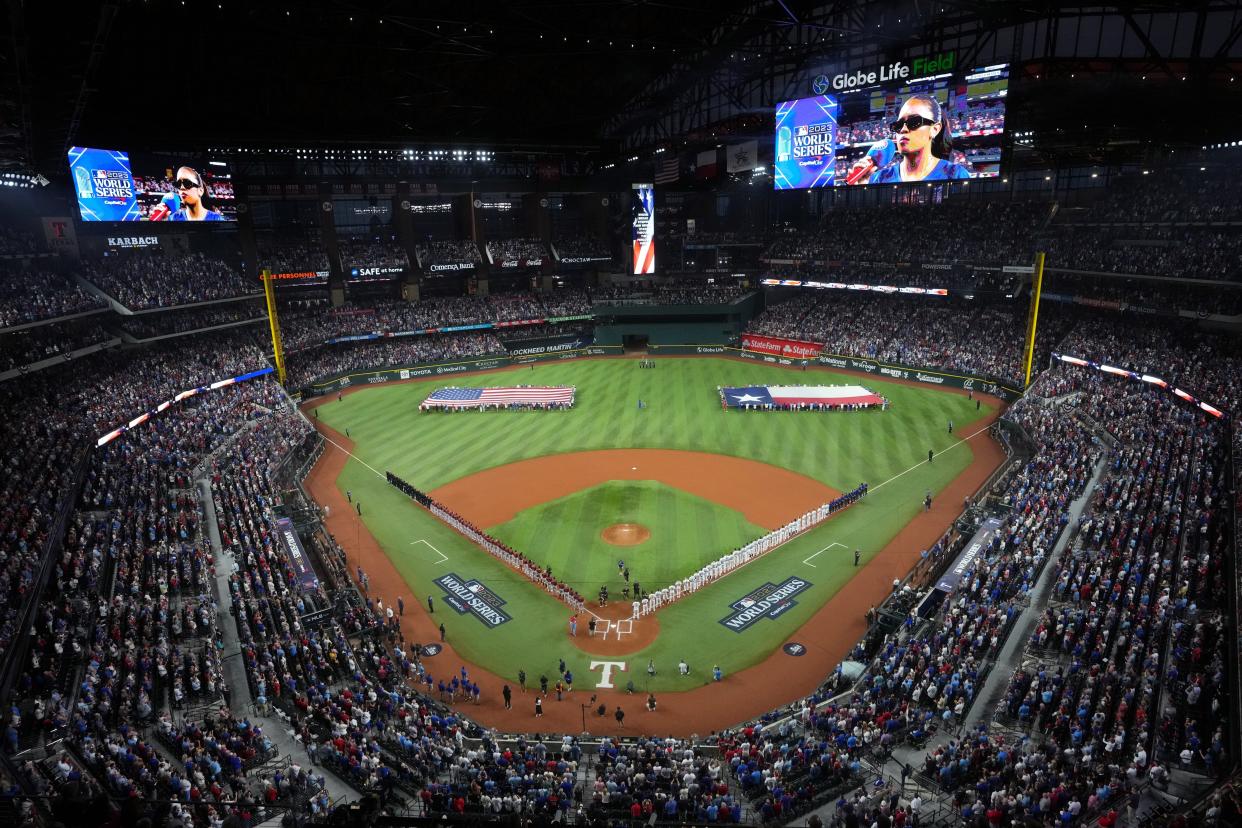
[821,50,956,92]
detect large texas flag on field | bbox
[722,384,884,408]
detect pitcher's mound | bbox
[601,523,650,546]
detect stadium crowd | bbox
[0,323,114,372]
[256,234,331,275]
[758,175,1242,287]
[415,240,482,268]
[284,333,506,388]
[0,226,42,257]
[593,282,749,305]
[553,236,612,260]
[277,293,593,354]
[118,303,267,340]
[747,293,1070,385]
[761,203,1050,267]
[0,267,108,328]
[81,251,256,310]
[338,235,409,271]
[486,238,547,264]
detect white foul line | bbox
[803,542,847,568]
[869,424,992,495]
[410,539,449,564]
[319,432,386,479]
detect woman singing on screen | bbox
[856,94,972,184]
[166,166,226,221]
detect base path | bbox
[430,449,841,531]
[302,379,1006,737]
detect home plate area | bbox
[597,618,633,640]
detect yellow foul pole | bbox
[1022,251,1045,388]
[262,269,287,385]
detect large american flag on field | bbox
[421,386,575,409]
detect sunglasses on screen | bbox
[174,178,203,190]
[889,114,938,132]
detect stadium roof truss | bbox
[603,0,1242,154]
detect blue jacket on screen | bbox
[869,157,972,183]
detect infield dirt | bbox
[428,449,842,531]
[601,523,652,546]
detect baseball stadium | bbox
[0,2,1240,827]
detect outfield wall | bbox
[594,322,737,346]
[302,343,1022,401]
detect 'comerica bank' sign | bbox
[819,50,956,92]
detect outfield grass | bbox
[488,480,767,596]
[317,357,994,692]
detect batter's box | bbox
[803,542,847,568]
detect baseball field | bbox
[304,355,1004,734]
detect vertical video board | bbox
[631,183,655,274]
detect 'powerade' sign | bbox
[435,573,511,627]
[719,577,812,632]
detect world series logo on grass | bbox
[435,573,512,627]
[719,577,812,632]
